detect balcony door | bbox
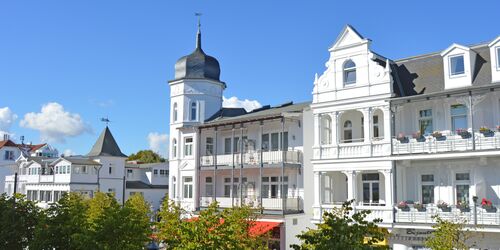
[362,173,380,205]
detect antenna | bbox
[20,136,25,144]
[100,117,111,126]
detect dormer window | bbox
[343,60,356,85]
[449,55,465,76]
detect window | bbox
[173,102,178,122]
[234,136,248,153]
[172,177,176,198]
[282,132,289,151]
[154,169,158,175]
[54,191,60,202]
[449,55,465,76]
[172,139,177,158]
[127,169,133,178]
[362,173,380,205]
[261,134,269,151]
[81,166,88,174]
[421,174,434,204]
[224,138,232,154]
[184,137,193,156]
[271,133,279,151]
[205,177,213,196]
[261,176,287,198]
[224,177,239,197]
[108,166,113,175]
[451,104,468,132]
[321,115,332,145]
[455,173,470,205]
[190,102,197,121]
[206,137,214,155]
[343,120,353,143]
[373,115,379,138]
[183,177,193,199]
[160,169,168,176]
[497,47,500,69]
[419,109,433,135]
[4,150,14,160]
[343,59,356,85]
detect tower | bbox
[168,21,226,210]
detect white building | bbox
[309,25,500,249]
[5,126,168,210]
[167,25,312,249]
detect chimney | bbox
[3,134,9,141]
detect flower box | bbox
[456,128,471,139]
[456,202,470,212]
[397,133,409,143]
[480,127,495,137]
[437,201,450,212]
[432,131,446,141]
[481,198,497,213]
[413,202,426,212]
[412,132,426,142]
[397,201,410,211]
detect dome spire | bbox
[195,12,202,49]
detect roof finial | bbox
[195,12,202,49]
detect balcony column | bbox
[313,171,322,207]
[239,124,244,206]
[468,91,476,151]
[343,170,357,204]
[259,120,264,213]
[231,125,235,206]
[331,112,338,146]
[314,113,320,147]
[281,117,286,214]
[213,127,218,201]
[382,106,391,142]
[379,169,393,208]
[360,108,372,144]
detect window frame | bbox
[449,54,465,77]
[173,102,178,122]
[343,120,353,143]
[172,139,177,159]
[321,115,332,145]
[496,47,500,71]
[420,174,435,204]
[451,104,468,132]
[343,59,357,85]
[183,176,193,199]
[184,137,193,157]
[361,173,380,205]
[205,137,214,156]
[190,101,198,121]
[455,172,470,205]
[418,109,433,136]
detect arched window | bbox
[172,139,177,158]
[343,120,353,143]
[190,102,197,121]
[172,176,177,198]
[343,60,356,85]
[173,103,178,122]
[321,115,332,145]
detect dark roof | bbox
[173,27,222,82]
[87,127,127,158]
[57,157,101,166]
[200,102,310,128]
[205,108,248,122]
[126,181,168,189]
[392,43,492,97]
[0,140,18,149]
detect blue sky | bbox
[1,0,498,157]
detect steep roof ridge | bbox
[87,126,127,158]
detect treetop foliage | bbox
[127,150,166,163]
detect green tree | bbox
[291,200,388,250]
[30,193,91,250]
[127,150,166,163]
[121,193,153,249]
[157,200,268,249]
[425,216,475,250]
[0,194,42,250]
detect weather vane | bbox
[195,12,202,28]
[100,117,111,126]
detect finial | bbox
[100,117,111,126]
[195,12,202,49]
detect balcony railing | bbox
[200,150,302,167]
[395,204,500,226]
[314,140,391,159]
[313,204,393,224]
[393,132,500,155]
[200,196,303,213]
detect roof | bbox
[25,143,47,152]
[201,101,310,128]
[126,181,168,189]
[125,162,169,169]
[205,107,247,122]
[54,157,101,166]
[0,140,18,149]
[392,43,492,97]
[28,156,54,165]
[87,127,127,158]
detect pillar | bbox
[380,169,393,207]
[361,108,372,143]
[343,170,357,202]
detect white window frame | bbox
[449,54,465,77]
[190,101,198,121]
[321,115,332,145]
[420,174,435,204]
[172,139,177,159]
[184,137,193,157]
[173,102,178,122]
[205,176,213,197]
[343,59,357,85]
[183,176,193,199]
[496,46,500,71]
[455,172,471,205]
[206,137,214,156]
[418,108,433,136]
[361,173,380,205]
[451,104,468,132]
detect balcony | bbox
[39,175,54,183]
[314,140,391,160]
[313,204,393,224]
[200,150,303,168]
[200,196,303,214]
[393,131,500,155]
[395,204,500,226]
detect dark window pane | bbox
[450,55,465,75]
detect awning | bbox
[249,221,282,237]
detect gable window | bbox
[190,102,197,121]
[184,137,193,156]
[421,174,434,204]
[321,115,332,145]
[343,60,356,85]
[449,55,465,76]
[172,139,177,158]
[206,137,214,155]
[343,120,353,143]
[419,109,433,135]
[451,104,467,132]
[173,102,178,122]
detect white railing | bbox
[200,196,303,212]
[314,141,391,159]
[393,133,500,155]
[313,204,393,224]
[200,150,302,167]
[395,204,500,226]
[39,175,54,183]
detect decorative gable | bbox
[330,25,369,51]
[440,43,476,90]
[488,36,500,83]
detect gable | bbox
[330,25,367,50]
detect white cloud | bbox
[63,149,76,157]
[20,102,90,143]
[148,132,169,158]
[0,107,18,137]
[222,96,262,112]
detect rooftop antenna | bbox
[101,117,111,126]
[20,136,25,145]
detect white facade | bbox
[125,162,169,210]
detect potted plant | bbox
[397,201,410,211]
[413,201,426,212]
[456,128,472,139]
[412,131,426,142]
[456,201,470,212]
[397,133,409,143]
[480,127,495,137]
[432,131,446,141]
[437,201,450,212]
[481,198,497,213]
